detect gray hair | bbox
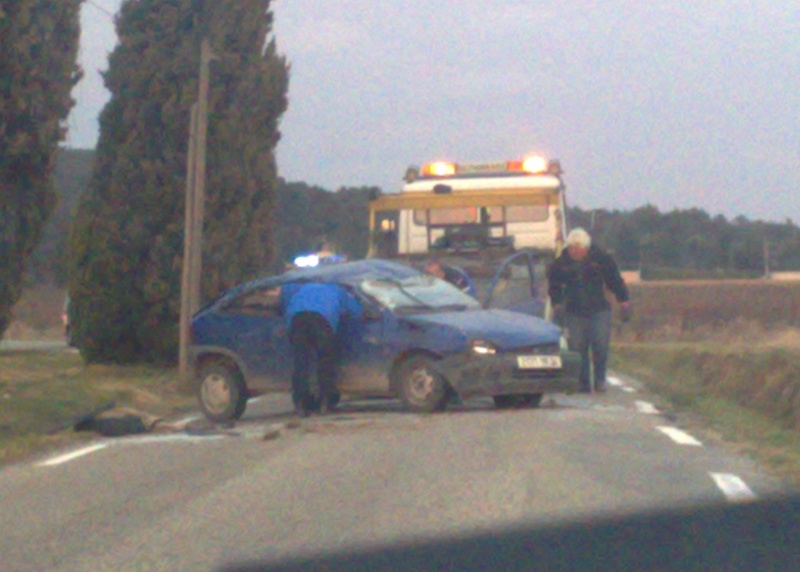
[566,228,592,248]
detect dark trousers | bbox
[565,310,611,391]
[289,312,338,405]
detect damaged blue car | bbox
[190,256,580,422]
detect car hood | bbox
[401,309,560,351]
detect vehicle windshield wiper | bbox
[395,304,437,313]
[434,304,470,311]
[383,279,434,310]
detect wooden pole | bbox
[178,104,199,386]
[189,39,214,316]
[179,39,215,387]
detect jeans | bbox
[564,310,611,391]
[289,312,338,405]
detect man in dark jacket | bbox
[280,281,363,416]
[548,228,632,393]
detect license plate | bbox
[516,355,562,369]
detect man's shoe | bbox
[595,383,608,393]
[578,386,592,394]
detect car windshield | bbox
[359,275,481,312]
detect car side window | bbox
[488,254,535,309]
[222,286,282,317]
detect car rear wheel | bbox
[198,361,247,422]
[397,356,449,413]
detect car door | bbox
[336,295,393,397]
[483,250,545,317]
[216,284,292,389]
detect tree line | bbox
[34,150,800,288]
[570,206,800,278]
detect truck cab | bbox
[367,156,568,319]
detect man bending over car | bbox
[280,281,363,417]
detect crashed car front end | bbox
[435,340,581,399]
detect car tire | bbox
[198,361,248,423]
[396,355,449,413]
[493,395,521,409]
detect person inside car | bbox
[424,260,477,297]
[280,281,363,417]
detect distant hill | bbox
[26,148,95,285]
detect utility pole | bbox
[179,39,217,386]
[764,238,771,279]
[178,104,198,386]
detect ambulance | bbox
[367,155,569,319]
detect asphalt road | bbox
[0,375,790,571]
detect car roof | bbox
[217,259,421,304]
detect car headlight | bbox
[470,339,497,355]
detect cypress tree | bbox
[69,0,288,363]
[0,1,82,337]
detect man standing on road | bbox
[424,260,477,297]
[280,281,363,416]
[548,228,632,393]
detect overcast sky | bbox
[68,0,799,223]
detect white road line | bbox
[606,376,623,386]
[120,433,225,445]
[635,400,660,414]
[621,386,636,393]
[710,473,757,502]
[38,443,107,467]
[656,426,703,446]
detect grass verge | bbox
[0,349,196,468]
[611,342,800,488]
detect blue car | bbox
[190,256,580,422]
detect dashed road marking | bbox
[656,426,703,446]
[606,377,623,386]
[635,400,660,414]
[709,473,757,502]
[38,443,107,467]
[118,433,227,445]
[621,386,636,393]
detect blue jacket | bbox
[281,282,363,332]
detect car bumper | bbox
[436,350,581,397]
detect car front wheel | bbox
[396,356,449,413]
[198,361,248,422]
